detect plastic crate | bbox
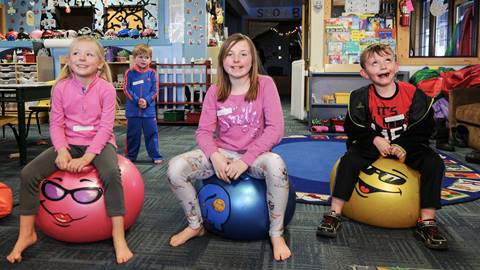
[164,110,185,121]
[334,92,350,104]
[186,111,201,122]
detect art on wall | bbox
[206,0,224,46]
[7,0,158,37]
[105,5,145,32]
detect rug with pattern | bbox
[272,135,480,205]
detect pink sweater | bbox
[196,75,284,165]
[50,75,116,154]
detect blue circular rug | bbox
[272,135,347,204]
[273,135,480,205]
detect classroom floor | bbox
[0,101,479,270]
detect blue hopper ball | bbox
[195,174,296,240]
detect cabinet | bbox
[109,60,133,120]
[0,56,54,118]
[0,56,54,85]
[308,71,410,125]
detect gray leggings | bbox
[18,144,124,216]
[167,149,289,237]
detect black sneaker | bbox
[316,211,342,238]
[415,219,448,250]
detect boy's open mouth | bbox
[378,72,390,78]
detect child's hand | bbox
[138,98,147,109]
[225,160,248,180]
[390,145,407,163]
[55,148,72,171]
[66,153,95,173]
[210,152,231,183]
[373,136,391,157]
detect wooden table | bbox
[0,82,53,165]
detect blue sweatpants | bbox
[126,117,163,162]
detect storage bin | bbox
[164,110,185,121]
[24,53,36,63]
[186,111,201,122]
[334,92,350,104]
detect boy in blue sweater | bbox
[123,44,163,164]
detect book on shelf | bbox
[327,42,344,55]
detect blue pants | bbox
[126,117,163,161]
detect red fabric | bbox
[0,182,13,218]
[417,65,480,96]
[459,7,473,56]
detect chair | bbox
[0,116,19,147]
[26,100,50,137]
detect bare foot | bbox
[6,232,38,263]
[113,237,134,264]
[169,226,205,247]
[271,236,291,261]
[154,160,163,165]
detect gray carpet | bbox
[0,104,479,270]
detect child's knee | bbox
[167,156,191,183]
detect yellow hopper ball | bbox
[330,157,420,228]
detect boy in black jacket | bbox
[317,44,448,250]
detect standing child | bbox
[167,33,292,261]
[7,36,133,264]
[316,44,448,250]
[123,44,163,164]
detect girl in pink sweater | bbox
[167,33,291,261]
[7,37,133,264]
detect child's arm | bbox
[391,89,434,154]
[196,85,220,158]
[144,70,159,107]
[122,69,141,106]
[195,86,231,181]
[343,111,382,154]
[241,77,284,166]
[86,83,116,156]
[49,83,70,152]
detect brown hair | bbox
[217,33,259,102]
[360,43,396,69]
[132,43,152,58]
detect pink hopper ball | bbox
[35,155,144,243]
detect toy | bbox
[30,29,43,39]
[195,174,296,240]
[35,155,144,243]
[128,29,140,38]
[141,28,156,38]
[330,157,420,228]
[64,30,78,39]
[104,29,117,39]
[78,27,92,36]
[0,182,13,218]
[117,29,129,38]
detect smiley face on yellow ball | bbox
[331,157,421,228]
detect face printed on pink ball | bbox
[40,175,103,227]
[38,167,107,229]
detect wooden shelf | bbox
[157,102,201,105]
[157,119,199,125]
[158,82,210,87]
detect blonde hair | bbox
[132,43,152,58]
[360,43,396,69]
[54,36,113,89]
[217,33,259,102]
[52,36,116,107]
